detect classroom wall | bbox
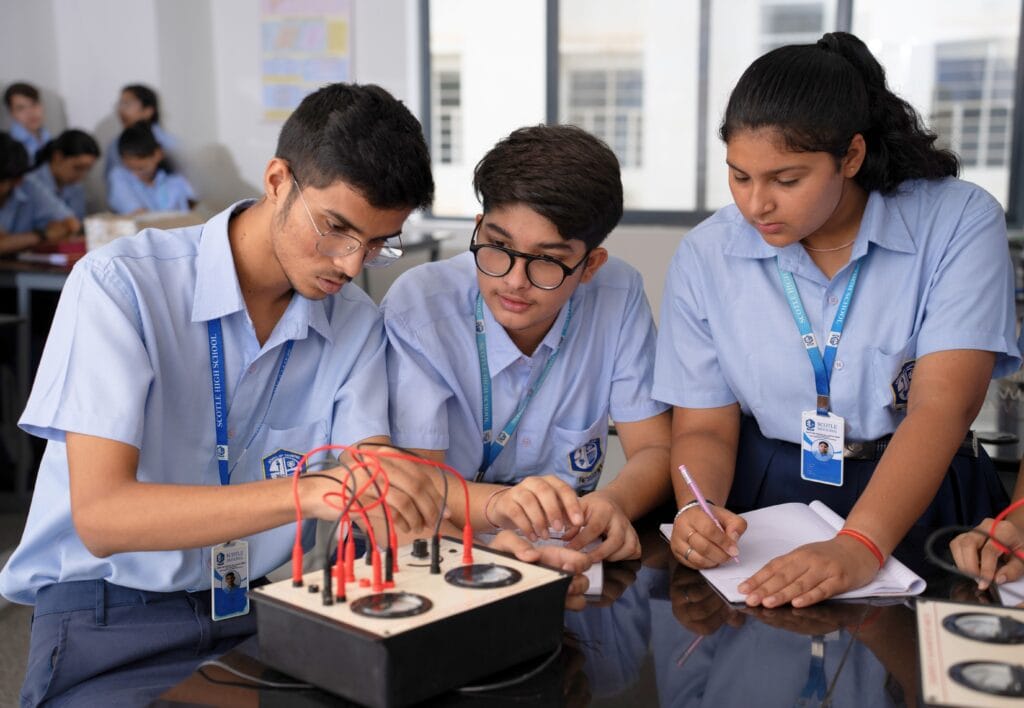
[0,0,680,313]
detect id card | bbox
[211,540,249,621]
[800,411,844,487]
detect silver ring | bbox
[684,546,695,562]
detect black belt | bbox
[843,431,978,461]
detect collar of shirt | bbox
[189,199,333,345]
[721,190,918,279]
[477,287,575,378]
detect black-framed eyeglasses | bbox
[469,222,591,291]
[292,177,404,268]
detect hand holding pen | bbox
[673,464,744,566]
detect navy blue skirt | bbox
[726,416,1010,578]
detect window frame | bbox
[420,0,1024,228]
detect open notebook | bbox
[659,500,926,602]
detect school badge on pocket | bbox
[891,359,915,410]
[570,438,603,473]
[262,448,302,479]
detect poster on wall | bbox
[261,0,353,121]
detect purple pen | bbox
[678,464,739,564]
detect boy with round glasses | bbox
[1,83,447,706]
[382,125,671,562]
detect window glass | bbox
[559,0,700,211]
[853,0,1020,206]
[428,0,547,217]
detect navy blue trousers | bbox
[728,416,1010,579]
[21,579,256,707]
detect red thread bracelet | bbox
[837,528,884,568]
[483,487,511,529]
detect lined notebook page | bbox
[659,501,926,603]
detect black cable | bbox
[924,524,1024,602]
[457,643,562,693]
[196,660,313,690]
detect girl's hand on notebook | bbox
[672,505,745,568]
[737,536,878,608]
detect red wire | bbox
[988,496,1024,560]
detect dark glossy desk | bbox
[152,523,1009,707]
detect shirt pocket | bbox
[548,414,609,493]
[246,417,331,480]
[867,335,918,414]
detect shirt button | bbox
[248,366,257,375]
[522,438,531,447]
[228,429,235,439]
[834,360,844,370]
[828,296,839,305]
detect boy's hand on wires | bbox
[364,454,449,534]
[564,491,640,562]
[950,517,1024,590]
[491,476,585,542]
[489,529,592,611]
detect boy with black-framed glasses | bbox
[382,124,672,563]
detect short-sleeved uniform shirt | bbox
[26,162,87,219]
[0,200,390,604]
[654,178,1021,443]
[105,124,179,175]
[0,178,73,233]
[383,252,668,491]
[10,122,51,162]
[107,166,195,214]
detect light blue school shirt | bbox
[0,178,73,234]
[9,122,51,162]
[383,252,668,491]
[653,178,1021,443]
[0,200,390,605]
[105,123,179,175]
[107,165,195,214]
[25,162,87,219]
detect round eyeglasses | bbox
[469,223,590,290]
[293,178,404,268]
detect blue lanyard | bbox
[778,257,862,415]
[795,636,827,707]
[475,293,573,481]
[207,319,294,486]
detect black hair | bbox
[4,82,40,109]
[473,124,623,250]
[275,83,433,211]
[720,31,959,193]
[121,84,160,125]
[35,129,101,168]
[118,122,161,159]
[0,132,30,181]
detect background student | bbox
[0,83,445,706]
[655,32,1020,607]
[0,131,78,255]
[383,125,672,563]
[4,82,52,161]
[26,129,101,219]
[107,122,195,214]
[105,83,178,175]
